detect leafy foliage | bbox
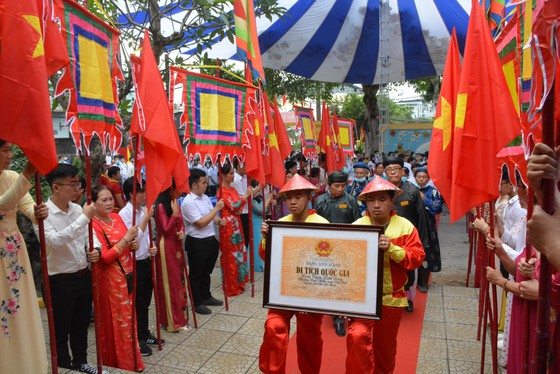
[89,0,286,116]
[264,69,340,104]
[10,146,51,200]
[398,77,442,104]
[334,93,413,123]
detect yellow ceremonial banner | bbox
[280,237,368,302]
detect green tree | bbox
[86,0,286,120]
[337,94,366,124]
[388,99,414,121]
[264,69,340,105]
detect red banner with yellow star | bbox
[0,0,69,175]
[427,29,461,205]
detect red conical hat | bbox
[358,176,403,201]
[278,174,319,198]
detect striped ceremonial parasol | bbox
[189,0,474,84]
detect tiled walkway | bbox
[42,270,499,374]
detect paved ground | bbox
[42,209,500,373]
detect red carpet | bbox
[285,290,428,373]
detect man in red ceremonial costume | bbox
[346,176,425,374]
[259,174,328,374]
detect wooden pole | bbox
[522,185,535,374]
[531,82,556,374]
[216,155,230,311]
[476,206,486,341]
[487,202,499,374]
[466,214,474,287]
[85,154,103,374]
[180,245,198,329]
[34,173,58,374]
[131,136,139,372]
[247,178,255,297]
[147,219,162,351]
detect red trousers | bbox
[346,306,403,374]
[259,309,323,374]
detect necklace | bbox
[96,215,114,228]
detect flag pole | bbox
[34,172,58,374]
[131,136,139,373]
[216,155,230,311]
[487,201,499,374]
[521,184,535,374]
[247,178,255,297]
[476,205,487,341]
[531,82,556,373]
[466,213,474,287]
[84,151,103,374]
[180,243,198,329]
[147,219,162,351]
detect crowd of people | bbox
[468,142,560,373]
[1,138,559,373]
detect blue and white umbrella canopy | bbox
[187,0,473,84]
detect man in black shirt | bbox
[383,157,430,310]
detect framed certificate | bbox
[263,221,383,319]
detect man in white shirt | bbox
[182,169,226,315]
[119,177,162,357]
[105,152,112,168]
[115,154,129,181]
[497,174,527,257]
[231,157,250,246]
[203,160,219,197]
[43,164,103,374]
[127,157,135,179]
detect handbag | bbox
[94,222,134,294]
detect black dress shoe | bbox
[203,297,224,306]
[334,317,346,337]
[406,300,414,312]
[195,305,212,315]
[417,283,428,293]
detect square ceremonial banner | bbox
[55,0,124,152]
[336,118,356,156]
[169,67,256,162]
[264,221,383,319]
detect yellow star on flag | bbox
[22,15,45,58]
[433,96,453,150]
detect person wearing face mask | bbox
[346,162,370,217]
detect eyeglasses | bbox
[55,182,82,189]
[384,167,402,174]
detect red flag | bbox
[448,1,521,222]
[428,29,461,205]
[263,94,289,188]
[0,0,69,175]
[130,30,189,208]
[272,97,292,160]
[331,109,346,171]
[244,94,266,185]
[317,103,337,173]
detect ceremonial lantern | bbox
[358,176,403,201]
[277,174,319,198]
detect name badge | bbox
[400,201,409,206]
[339,204,347,209]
